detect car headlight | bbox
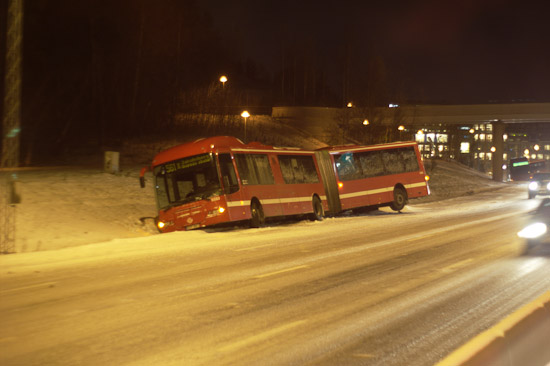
[528,182,539,191]
[518,222,548,239]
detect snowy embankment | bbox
[8,150,509,253]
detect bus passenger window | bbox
[358,151,385,177]
[335,153,361,181]
[381,150,405,175]
[218,154,239,194]
[235,154,275,185]
[401,148,420,172]
[278,155,320,184]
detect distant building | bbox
[272,103,550,179]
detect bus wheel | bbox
[250,200,265,228]
[309,196,324,221]
[390,187,407,212]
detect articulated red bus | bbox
[140,137,430,232]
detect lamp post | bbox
[219,75,227,88]
[398,125,405,140]
[241,110,250,141]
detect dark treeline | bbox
[1,0,404,164]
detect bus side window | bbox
[279,155,320,184]
[234,154,275,185]
[358,151,385,177]
[401,147,420,172]
[218,154,240,194]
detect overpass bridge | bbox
[272,103,550,181]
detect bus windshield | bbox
[153,153,221,210]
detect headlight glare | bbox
[518,222,548,239]
[528,182,539,191]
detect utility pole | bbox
[1,0,23,253]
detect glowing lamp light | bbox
[425,175,430,181]
[347,102,353,108]
[219,75,227,84]
[490,146,496,152]
[338,182,344,188]
[157,221,166,229]
[241,111,250,118]
[363,119,370,125]
[218,207,225,214]
[398,125,405,131]
[417,130,424,135]
[469,128,475,134]
[534,144,540,151]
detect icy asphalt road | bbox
[1,184,549,366]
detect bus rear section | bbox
[141,136,328,232]
[316,142,430,213]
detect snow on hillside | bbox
[3,152,510,254]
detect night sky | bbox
[199,0,550,103]
[1,0,550,163]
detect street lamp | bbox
[219,75,227,88]
[398,125,405,140]
[241,110,250,141]
[363,119,369,126]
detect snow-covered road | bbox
[1,184,548,366]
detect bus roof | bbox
[151,136,314,166]
[318,141,418,154]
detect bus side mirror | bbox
[140,177,145,188]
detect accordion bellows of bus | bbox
[139,136,430,232]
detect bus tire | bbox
[250,200,265,228]
[309,196,324,221]
[390,187,407,212]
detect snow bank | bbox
[5,154,508,253]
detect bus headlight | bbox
[518,222,548,239]
[528,182,539,191]
[207,207,226,218]
[157,221,166,229]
